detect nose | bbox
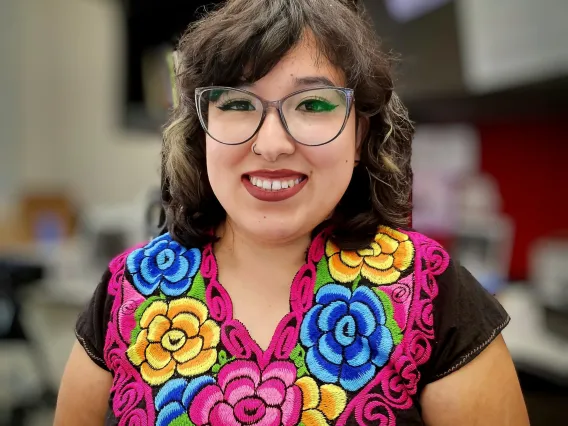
[251,107,295,162]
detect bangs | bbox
[180,0,381,97]
[202,6,304,86]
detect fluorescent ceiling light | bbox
[384,0,452,22]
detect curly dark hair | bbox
[162,0,414,250]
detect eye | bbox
[217,100,256,111]
[296,97,338,113]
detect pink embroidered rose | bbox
[189,360,302,426]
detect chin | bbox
[235,213,320,245]
[249,220,306,244]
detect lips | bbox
[248,175,305,191]
[242,169,308,202]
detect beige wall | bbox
[0,0,22,217]
[4,0,161,211]
[457,0,568,93]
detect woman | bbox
[55,0,529,425]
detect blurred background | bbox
[0,0,567,424]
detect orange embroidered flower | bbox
[127,298,220,386]
[326,226,414,285]
[296,376,347,425]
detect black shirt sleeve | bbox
[75,269,114,371]
[425,259,511,382]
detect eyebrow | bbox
[293,76,337,87]
[237,75,338,90]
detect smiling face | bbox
[205,35,366,244]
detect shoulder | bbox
[316,226,462,366]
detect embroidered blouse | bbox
[75,226,509,426]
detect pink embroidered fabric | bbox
[73,226,508,425]
[104,249,156,426]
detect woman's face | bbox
[206,36,366,244]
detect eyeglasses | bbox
[195,86,355,146]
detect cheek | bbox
[205,137,246,189]
[304,125,357,171]
[206,136,250,165]
[206,137,232,165]
[302,132,357,200]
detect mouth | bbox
[242,170,308,202]
[246,175,307,192]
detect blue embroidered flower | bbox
[300,284,394,392]
[127,233,201,296]
[155,376,215,426]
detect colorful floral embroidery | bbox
[104,229,450,425]
[326,226,414,285]
[296,376,347,425]
[127,297,220,385]
[334,232,450,425]
[300,284,394,392]
[104,249,156,425]
[189,360,303,426]
[127,233,201,296]
[154,376,215,426]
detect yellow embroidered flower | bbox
[326,226,414,285]
[127,298,220,386]
[296,376,347,425]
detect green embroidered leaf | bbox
[211,350,234,375]
[290,344,309,377]
[170,413,194,426]
[130,295,166,343]
[130,326,142,346]
[297,364,309,378]
[187,271,206,302]
[218,350,232,367]
[373,288,403,345]
[290,344,305,362]
[351,275,362,291]
[314,256,334,294]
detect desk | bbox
[499,285,568,384]
[4,241,103,394]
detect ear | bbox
[355,115,370,162]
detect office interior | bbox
[1,0,567,425]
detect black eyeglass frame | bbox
[194,86,355,146]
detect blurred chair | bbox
[0,259,55,426]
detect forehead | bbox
[240,32,346,93]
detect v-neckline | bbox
[200,229,330,367]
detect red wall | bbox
[478,118,568,280]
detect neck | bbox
[214,219,311,273]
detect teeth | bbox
[248,176,304,191]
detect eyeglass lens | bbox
[198,88,349,145]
